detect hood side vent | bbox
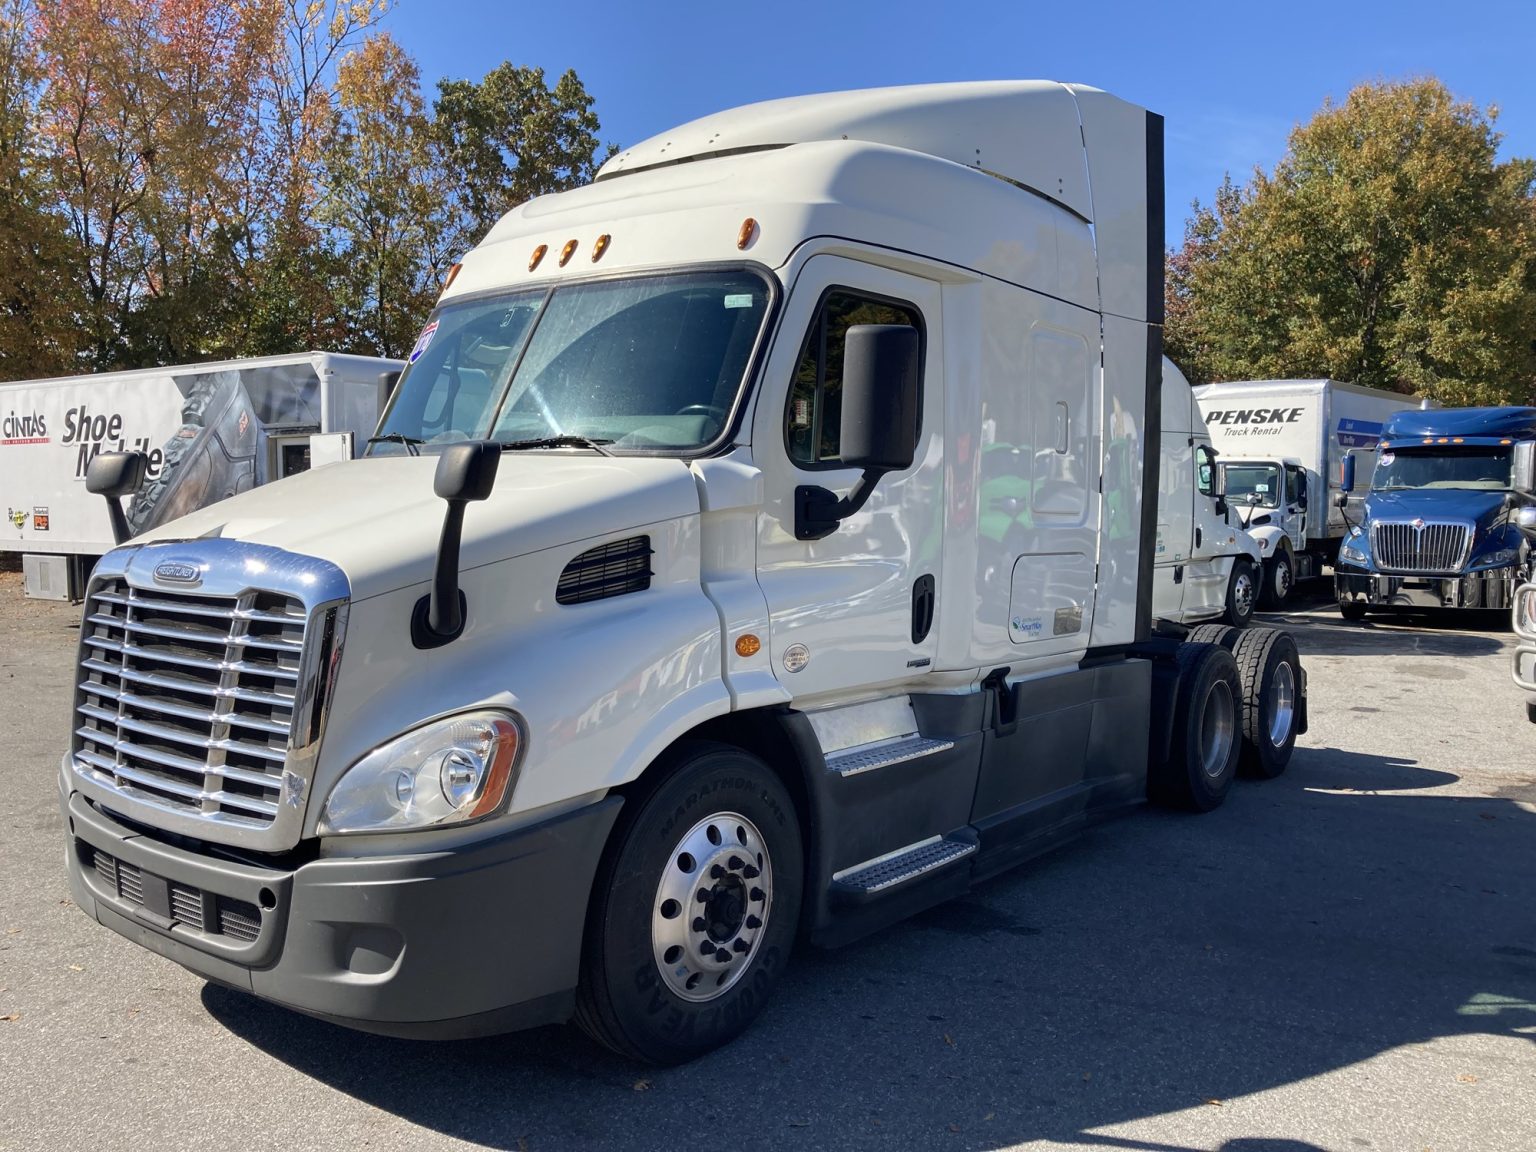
[558,536,654,605]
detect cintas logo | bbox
[1,410,49,445]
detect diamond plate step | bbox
[832,835,978,898]
[824,735,955,778]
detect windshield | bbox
[1372,446,1511,491]
[371,269,772,455]
[1225,463,1282,508]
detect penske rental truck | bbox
[1192,379,1420,608]
[60,83,1308,1064]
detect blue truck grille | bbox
[1370,521,1472,575]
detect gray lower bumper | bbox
[63,788,622,1039]
[1513,642,1536,693]
[1335,566,1516,610]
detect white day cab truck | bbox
[1155,359,1263,629]
[62,83,1308,1064]
[1193,378,1422,609]
[0,352,401,598]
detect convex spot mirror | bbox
[837,324,920,473]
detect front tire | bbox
[1223,559,1257,628]
[1339,601,1368,622]
[575,742,803,1064]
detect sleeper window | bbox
[786,290,921,466]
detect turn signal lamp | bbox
[737,217,757,250]
[529,244,548,272]
[560,239,579,266]
[1502,439,1514,445]
[1453,438,1464,444]
[735,634,762,658]
[592,233,611,262]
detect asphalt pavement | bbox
[2,572,1533,1152]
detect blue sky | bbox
[387,0,1536,247]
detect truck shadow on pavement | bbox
[1258,608,1508,658]
[204,746,1536,1151]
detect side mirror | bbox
[1340,452,1356,494]
[1516,506,1536,542]
[795,324,920,540]
[1513,441,1535,496]
[413,441,501,648]
[86,451,149,545]
[838,325,920,471]
[1296,471,1309,509]
[1209,459,1228,499]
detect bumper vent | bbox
[557,535,653,604]
[88,846,262,942]
[1371,521,1472,574]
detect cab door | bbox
[752,256,944,701]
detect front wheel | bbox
[575,742,803,1064]
[1223,559,1257,628]
[1339,601,1368,622]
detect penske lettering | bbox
[1204,407,1305,426]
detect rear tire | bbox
[1339,601,1368,622]
[1222,559,1257,628]
[1261,548,1294,609]
[575,742,803,1064]
[1229,628,1302,779]
[1150,643,1243,812]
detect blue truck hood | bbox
[1363,488,1512,535]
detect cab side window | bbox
[1195,445,1216,495]
[786,289,922,466]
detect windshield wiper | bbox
[366,433,422,457]
[499,435,615,457]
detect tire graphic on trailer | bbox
[126,373,260,536]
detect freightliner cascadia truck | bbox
[62,83,1308,1064]
[1335,406,1536,621]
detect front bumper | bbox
[63,782,622,1039]
[1335,564,1516,610]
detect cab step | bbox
[824,735,955,778]
[830,832,978,903]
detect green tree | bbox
[1167,79,1536,404]
[433,63,610,256]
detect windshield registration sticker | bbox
[723,294,754,309]
[408,320,440,363]
[1379,451,1395,467]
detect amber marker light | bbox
[529,244,548,272]
[465,717,524,820]
[592,233,611,262]
[735,634,762,658]
[1453,437,1464,443]
[737,217,757,250]
[1502,439,1514,445]
[442,262,462,293]
[560,239,579,266]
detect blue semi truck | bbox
[1334,406,1536,621]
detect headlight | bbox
[318,711,524,834]
[1475,548,1519,569]
[1339,538,1368,564]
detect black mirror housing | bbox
[434,440,501,501]
[837,324,920,472]
[86,451,148,498]
[414,441,502,648]
[1340,451,1356,494]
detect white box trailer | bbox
[0,352,402,560]
[1191,378,1422,606]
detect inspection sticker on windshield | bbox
[723,294,754,309]
[408,320,439,363]
[1380,451,1395,467]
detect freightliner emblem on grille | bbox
[152,560,202,586]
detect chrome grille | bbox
[1371,520,1473,574]
[73,577,304,829]
[67,540,349,852]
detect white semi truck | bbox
[61,83,1307,1064]
[1192,378,1420,607]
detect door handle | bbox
[1195,526,1203,548]
[911,574,935,644]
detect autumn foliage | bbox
[0,0,610,376]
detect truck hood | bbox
[1363,488,1511,533]
[132,454,701,601]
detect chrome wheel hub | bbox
[1199,680,1236,779]
[652,811,773,1002]
[1268,662,1297,746]
[1234,571,1255,616]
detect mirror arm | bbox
[105,497,132,546]
[795,468,887,541]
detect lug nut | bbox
[750,887,764,902]
[710,864,725,879]
[732,938,750,953]
[715,948,731,963]
[728,855,744,871]
[696,888,710,902]
[742,865,760,879]
[692,916,707,932]
[745,914,762,930]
